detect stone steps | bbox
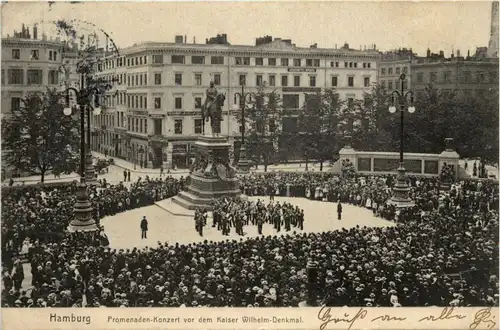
[155,198,194,217]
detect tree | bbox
[236,86,283,172]
[296,89,344,171]
[2,88,80,182]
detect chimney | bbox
[426,48,431,57]
[467,49,470,57]
[26,26,30,39]
[33,24,38,39]
[106,35,109,52]
[439,50,444,57]
[42,33,47,41]
[457,49,461,57]
[193,37,195,44]
[184,35,187,43]
[175,35,183,44]
[22,24,25,38]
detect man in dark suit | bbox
[140,216,148,239]
[337,202,343,220]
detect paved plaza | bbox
[102,196,394,250]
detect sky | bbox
[1,1,495,56]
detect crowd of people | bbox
[1,170,499,308]
[1,176,185,270]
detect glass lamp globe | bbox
[63,107,72,116]
[408,106,416,114]
[388,106,397,114]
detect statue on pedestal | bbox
[201,81,226,137]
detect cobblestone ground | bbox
[102,196,394,250]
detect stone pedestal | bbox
[172,135,240,210]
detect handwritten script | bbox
[317,306,497,330]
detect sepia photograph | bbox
[0,0,499,329]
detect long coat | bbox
[140,219,148,231]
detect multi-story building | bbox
[1,25,73,178]
[91,35,379,169]
[378,48,416,91]
[1,25,65,119]
[411,48,499,99]
[488,1,499,58]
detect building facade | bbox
[91,37,379,169]
[378,48,415,92]
[411,49,499,99]
[1,26,65,119]
[488,1,499,58]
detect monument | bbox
[172,82,240,210]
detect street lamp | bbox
[62,71,104,232]
[232,82,255,173]
[388,73,416,208]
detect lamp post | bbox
[63,69,103,232]
[232,82,254,173]
[298,260,318,307]
[388,73,416,208]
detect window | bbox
[152,55,163,64]
[349,62,353,68]
[211,56,224,65]
[345,62,348,68]
[11,97,21,112]
[463,71,471,82]
[402,66,408,73]
[195,73,202,86]
[1,69,3,85]
[8,69,23,84]
[194,97,202,109]
[191,56,205,64]
[144,96,147,109]
[388,81,393,90]
[135,58,139,66]
[12,49,20,59]
[243,57,250,65]
[396,67,401,74]
[309,76,316,87]
[255,57,264,66]
[27,69,42,85]
[144,73,147,85]
[175,97,182,109]
[174,119,183,134]
[388,68,393,74]
[293,59,301,67]
[139,75,143,86]
[281,58,289,66]
[306,59,320,67]
[269,75,275,86]
[348,76,354,87]
[430,72,437,83]
[354,63,357,68]
[281,75,288,87]
[282,94,299,109]
[154,73,162,85]
[417,72,424,83]
[380,80,386,89]
[127,59,131,66]
[49,51,53,61]
[256,75,263,86]
[194,119,203,134]
[268,58,276,66]
[213,74,221,85]
[172,55,185,64]
[477,72,485,83]
[332,76,338,87]
[364,77,370,87]
[294,75,300,87]
[443,71,452,83]
[239,75,246,86]
[235,57,242,65]
[175,73,182,85]
[381,68,386,75]
[154,97,161,109]
[30,50,39,60]
[48,70,58,85]
[139,57,143,65]
[135,75,138,86]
